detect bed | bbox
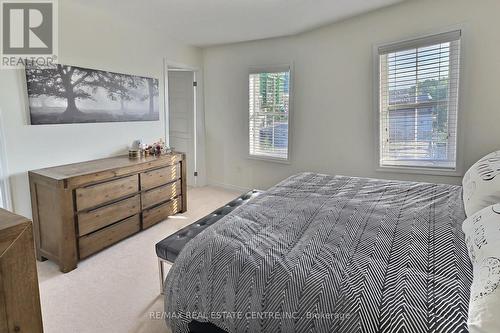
[164,172,472,333]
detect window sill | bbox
[377,165,463,177]
[248,154,291,165]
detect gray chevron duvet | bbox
[165,173,472,333]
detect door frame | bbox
[163,59,205,187]
[0,108,12,210]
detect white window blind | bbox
[249,66,290,160]
[378,30,461,170]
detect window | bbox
[249,66,290,161]
[377,30,461,171]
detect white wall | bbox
[0,0,202,217]
[203,0,500,190]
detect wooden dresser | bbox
[0,209,44,333]
[29,153,186,273]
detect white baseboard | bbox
[207,179,253,193]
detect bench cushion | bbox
[155,190,262,262]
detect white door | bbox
[168,71,196,186]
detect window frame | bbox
[247,64,293,164]
[373,28,466,177]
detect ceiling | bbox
[75,0,408,47]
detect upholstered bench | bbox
[156,189,262,293]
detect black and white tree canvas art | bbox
[25,64,160,124]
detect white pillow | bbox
[463,150,500,216]
[462,204,500,333]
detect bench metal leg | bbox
[158,258,173,295]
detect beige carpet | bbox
[37,186,242,333]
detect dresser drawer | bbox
[142,180,181,209]
[77,195,140,236]
[76,175,139,211]
[140,163,180,190]
[79,214,140,259]
[143,196,182,229]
